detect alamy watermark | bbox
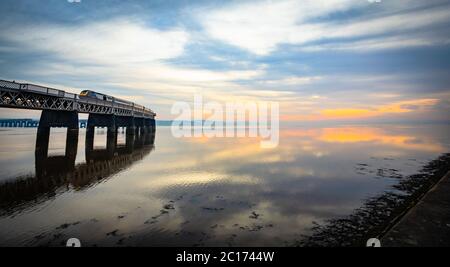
[171,95,279,149]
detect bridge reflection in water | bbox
[0,127,155,216]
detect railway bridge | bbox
[0,79,156,148]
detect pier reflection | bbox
[0,128,155,216]
[35,127,79,178]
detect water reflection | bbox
[0,124,448,246]
[35,127,79,179]
[0,129,155,217]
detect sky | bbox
[0,0,449,122]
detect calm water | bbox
[0,124,449,246]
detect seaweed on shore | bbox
[297,153,450,247]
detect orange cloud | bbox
[281,98,439,121]
[320,98,438,119]
[320,108,375,119]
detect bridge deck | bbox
[0,80,155,119]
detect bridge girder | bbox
[0,80,156,119]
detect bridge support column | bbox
[144,129,156,146]
[143,118,156,145]
[115,116,136,153]
[36,110,79,159]
[144,118,156,133]
[124,118,136,136]
[134,117,146,149]
[37,110,79,130]
[35,134,78,178]
[135,117,145,136]
[85,132,117,162]
[151,118,156,134]
[35,130,78,178]
[125,118,136,152]
[85,114,116,161]
[35,110,78,178]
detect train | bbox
[79,90,152,114]
[80,90,134,106]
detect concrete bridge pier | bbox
[147,118,156,131]
[35,141,78,179]
[144,130,156,146]
[115,116,135,136]
[135,117,145,136]
[37,110,79,130]
[85,114,116,161]
[143,118,154,134]
[115,116,136,152]
[134,129,145,149]
[144,118,156,145]
[35,111,79,178]
[86,132,117,162]
[35,110,79,159]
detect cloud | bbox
[131,65,264,83]
[319,98,439,119]
[0,18,189,64]
[280,98,440,121]
[301,36,449,52]
[1,1,449,122]
[198,0,450,55]
[0,17,269,113]
[199,0,361,55]
[259,76,322,86]
[327,5,450,39]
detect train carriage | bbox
[79,89,155,117]
[80,90,130,105]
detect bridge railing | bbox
[0,80,21,90]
